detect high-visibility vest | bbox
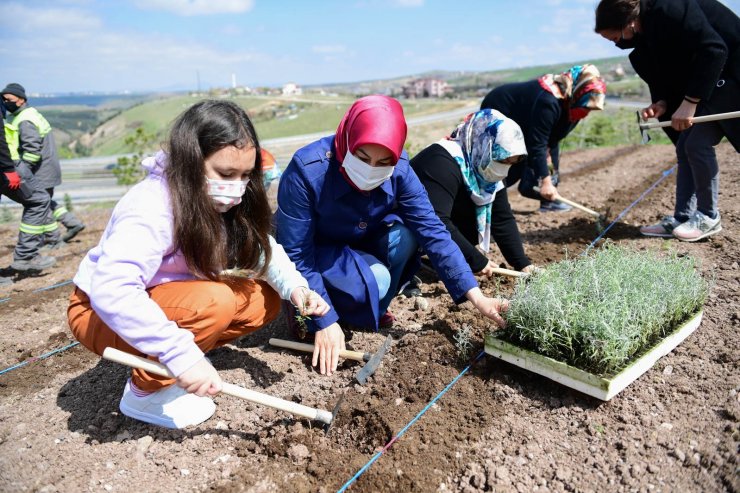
[3,107,52,163]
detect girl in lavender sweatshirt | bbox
[67,100,329,429]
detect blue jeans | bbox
[674,121,723,221]
[358,223,418,314]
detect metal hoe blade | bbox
[355,335,393,384]
[323,392,346,433]
[637,111,651,144]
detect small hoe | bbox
[102,347,344,427]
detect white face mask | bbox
[342,151,395,191]
[479,160,511,184]
[205,177,249,213]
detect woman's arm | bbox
[275,156,340,330]
[89,198,204,377]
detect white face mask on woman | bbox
[205,177,249,213]
[342,150,395,191]
[479,160,512,184]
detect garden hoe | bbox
[533,185,608,232]
[102,347,344,428]
[420,261,525,279]
[636,110,740,144]
[268,335,393,384]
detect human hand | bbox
[641,100,667,120]
[671,99,697,132]
[521,264,541,275]
[465,287,509,328]
[312,322,346,376]
[3,171,21,190]
[177,357,223,396]
[538,176,558,201]
[476,260,498,277]
[290,286,330,318]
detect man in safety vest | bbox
[0,101,56,274]
[2,83,86,247]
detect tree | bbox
[114,127,156,187]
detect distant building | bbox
[282,82,303,96]
[402,78,451,98]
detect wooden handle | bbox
[102,347,333,424]
[533,186,601,218]
[640,110,740,129]
[551,195,601,217]
[489,267,525,278]
[268,338,367,362]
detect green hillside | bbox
[60,55,646,158]
[83,95,470,156]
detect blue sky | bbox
[3,0,738,94]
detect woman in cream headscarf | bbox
[411,109,533,279]
[481,64,606,212]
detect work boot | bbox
[41,240,65,252]
[63,224,86,242]
[11,255,56,272]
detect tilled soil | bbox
[0,143,738,493]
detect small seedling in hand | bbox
[293,289,314,339]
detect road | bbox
[11,100,649,207]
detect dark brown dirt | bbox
[0,143,738,493]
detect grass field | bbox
[88,95,472,156]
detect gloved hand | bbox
[3,171,21,190]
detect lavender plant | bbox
[500,244,708,375]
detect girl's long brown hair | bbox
[166,100,271,280]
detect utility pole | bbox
[196,70,201,94]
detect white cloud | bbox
[134,0,255,16]
[2,3,102,32]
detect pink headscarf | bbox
[334,95,407,164]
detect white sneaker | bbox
[672,211,722,242]
[119,379,216,429]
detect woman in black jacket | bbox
[480,64,606,212]
[410,109,534,277]
[595,0,740,241]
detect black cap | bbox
[1,83,27,100]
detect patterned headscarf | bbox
[538,64,607,120]
[334,95,407,164]
[436,109,527,252]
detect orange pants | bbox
[68,279,281,392]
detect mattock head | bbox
[637,110,651,144]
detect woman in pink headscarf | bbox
[276,95,508,375]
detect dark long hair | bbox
[166,100,271,280]
[594,0,641,31]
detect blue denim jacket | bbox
[276,136,477,331]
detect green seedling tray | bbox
[484,311,703,401]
